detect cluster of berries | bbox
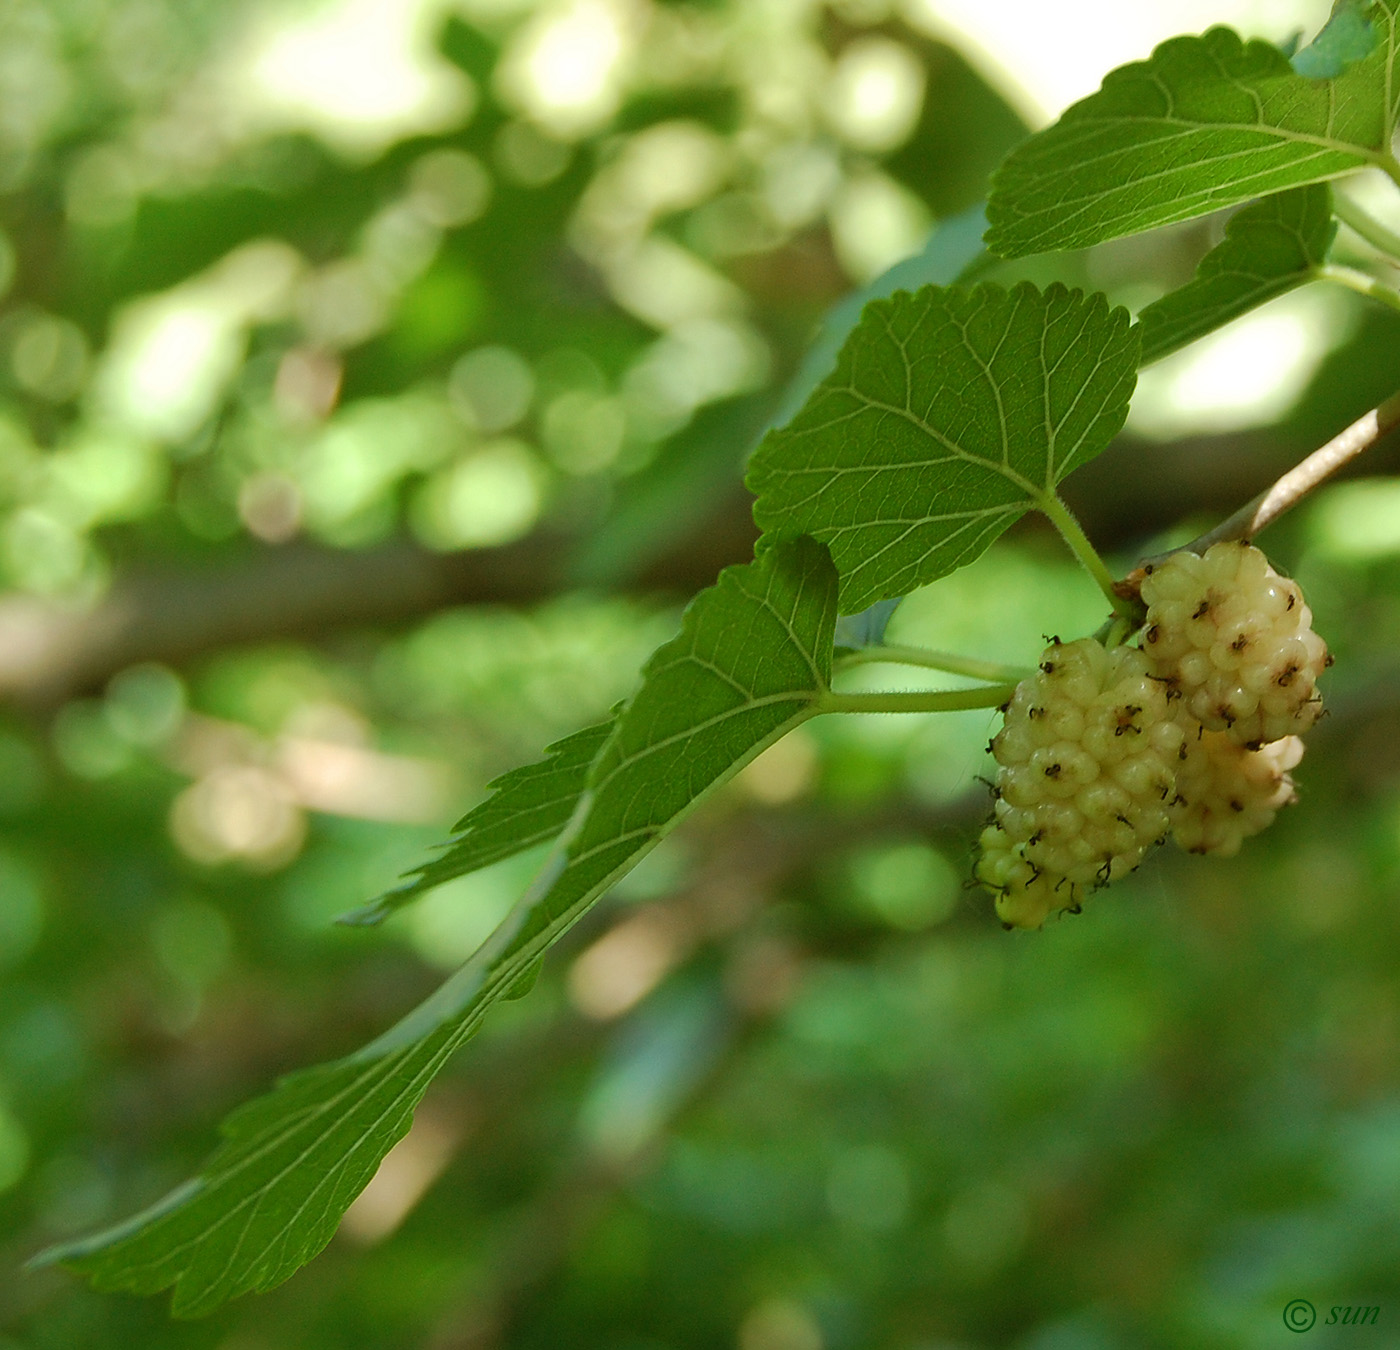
[976,541,1328,930]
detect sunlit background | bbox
[2,0,1400,1346]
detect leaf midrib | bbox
[807,388,1044,501]
[1001,145,1354,244]
[125,1017,463,1295]
[588,688,818,798]
[1062,112,1380,156]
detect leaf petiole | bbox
[817,684,1019,716]
[1037,493,1135,619]
[1315,262,1400,315]
[1332,192,1400,264]
[834,645,1032,684]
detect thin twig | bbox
[1133,389,1400,572]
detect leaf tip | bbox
[334,900,393,927]
[28,1175,208,1278]
[24,1243,63,1274]
[980,203,1027,261]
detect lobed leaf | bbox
[985,9,1400,257]
[34,535,838,1317]
[747,282,1139,614]
[1136,184,1336,366]
[338,718,615,926]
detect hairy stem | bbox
[816,684,1018,716]
[1038,493,1135,618]
[1316,263,1400,316]
[1332,193,1400,264]
[834,645,1031,683]
[1165,388,1400,559]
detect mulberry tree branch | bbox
[1136,389,1400,573]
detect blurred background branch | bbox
[5,420,1400,707]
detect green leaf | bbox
[833,597,902,651]
[985,12,1400,258]
[747,282,1138,614]
[35,535,838,1317]
[769,203,990,431]
[337,718,615,926]
[1293,0,1379,78]
[1136,184,1336,366]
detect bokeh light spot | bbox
[1129,288,1357,439]
[105,663,185,748]
[943,1179,1030,1275]
[825,37,925,152]
[541,390,627,474]
[52,700,133,780]
[241,0,475,157]
[412,439,544,549]
[846,840,957,930]
[170,764,307,870]
[449,345,536,433]
[9,311,88,402]
[151,898,233,989]
[408,148,492,227]
[1308,479,1400,561]
[501,0,630,138]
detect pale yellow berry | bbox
[1169,722,1302,856]
[1140,540,1328,747]
[975,823,1079,930]
[976,637,1182,927]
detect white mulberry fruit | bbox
[977,637,1184,929]
[1140,540,1328,747]
[1168,723,1302,856]
[975,821,1069,931]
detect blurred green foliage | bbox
[1,0,1399,1346]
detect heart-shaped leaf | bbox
[747,282,1138,613]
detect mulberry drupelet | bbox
[976,637,1183,929]
[1139,540,1329,748]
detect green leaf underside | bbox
[37,536,838,1318]
[1293,0,1379,79]
[1136,184,1336,365]
[747,282,1139,614]
[339,719,615,925]
[985,12,1400,258]
[833,597,902,651]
